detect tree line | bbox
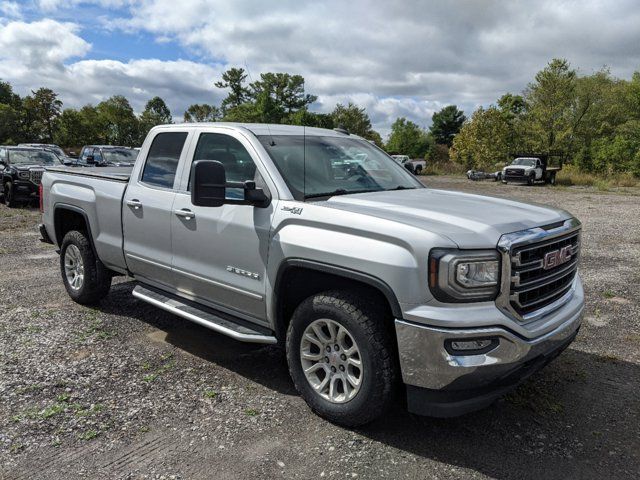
[452,58,640,177]
[0,67,464,157]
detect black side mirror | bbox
[191,160,226,207]
[86,155,95,164]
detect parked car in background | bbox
[502,153,563,185]
[40,123,584,426]
[18,143,76,166]
[0,146,59,207]
[77,145,139,167]
[391,155,426,174]
[18,143,66,159]
[467,169,502,181]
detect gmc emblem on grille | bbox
[543,245,572,270]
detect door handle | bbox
[126,199,142,209]
[174,209,195,220]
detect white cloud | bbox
[0,1,22,18]
[2,1,640,138]
[0,19,90,67]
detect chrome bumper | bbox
[395,278,584,416]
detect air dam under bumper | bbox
[395,290,583,418]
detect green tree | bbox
[22,88,63,142]
[139,96,172,142]
[54,107,101,148]
[96,95,139,145]
[429,105,466,146]
[451,107,511,170]
[386,117,430,158]
[183,104,221,122]
[330,102,382,144]
[215,68,250,113]
[525,58,577,151]
[287,108,334,128]
[0,80,22,144]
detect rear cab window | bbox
[140,132,189,189]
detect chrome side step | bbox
[132,285,277,344]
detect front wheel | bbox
[415,165,422,175]
[4,182,18,208]
[286,291,397,427]
[60,230,112,305]
[527,173,535,186]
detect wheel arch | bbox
[273,259,402,342]
[53,204,98,257]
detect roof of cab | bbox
[153,122,352,138]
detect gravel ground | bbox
[1,177,639,479]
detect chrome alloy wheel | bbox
[300,318,363,403]
[64,244,85,291]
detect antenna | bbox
[244,60,275,146]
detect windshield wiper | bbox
[305,188,380,199]
[388,185,416,191]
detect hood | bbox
[321,188,572,249]
[13,164,46,170]
[504,165,532,171]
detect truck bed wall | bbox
[43,170,128,273]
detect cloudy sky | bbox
[0,0,639,137]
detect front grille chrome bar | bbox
[497,218,581,323]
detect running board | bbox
[132,285,277,344]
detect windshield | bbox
[258,135,421,200]
[9,150,57,165]
[512,158,537,167]
[102,148,138,163]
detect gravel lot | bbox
[1,176,639,479]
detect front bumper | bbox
[395,278,584,417]
[13,180,39,199]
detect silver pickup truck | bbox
[40,123,584,426]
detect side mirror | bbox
[191,160,226,207]
[191,160,271,208]
[86,155,95,164]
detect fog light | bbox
[445,338,498,355]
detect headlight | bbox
[18,171,30,179]
[429,249,501,302]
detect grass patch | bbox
[556,165,639,188]
[423,162,467,176]
[78,430,99,441]
[203,389,218,399]
[603,290,616,299]
[244,408,259,416]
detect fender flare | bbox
[53,203,98,258]
[274,258,403,320]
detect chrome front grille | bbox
[505,168,523,176]
[29,170,44,185]
[497,218,581,322]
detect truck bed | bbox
[46,166,132,182]
[42,166,131,273]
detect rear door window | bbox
[141,132,188,189]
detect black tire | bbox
[286,291,397,427]
[60,230,112,305]
[4,182,18,208]
[527,173,535,186]
[549,173,556,185]
[415,166,422,175]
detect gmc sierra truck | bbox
[40,123,584,426]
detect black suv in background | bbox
[0,146,61,207]
[77,145,139,167]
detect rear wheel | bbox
[415,165,422,175]
[60,230,112,304]
[549,173,557,185]
[286,291,397,427]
